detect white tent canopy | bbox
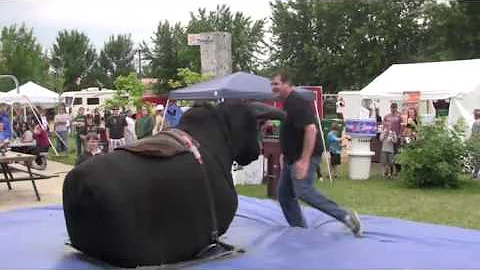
[0,81,59,108]
[359,59,480,133]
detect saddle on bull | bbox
[62,101,284,268]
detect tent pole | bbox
[160,99,170,132]
[314,100,332,183]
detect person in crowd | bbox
[20,122,34,143]
[165,101,183,128]
[124,109,136,144]
[75,132,103,166]
[153,104,168,135]
[93,108,102,127]
[32,123,49,166]
[271,70,361,236]
[54,105,71,154]
[135,105,154,139]
[380,121,398,179]
[106,106,128,152]
[0,106,11,140]
[327,123,342,178]
[37,107,49,132]
[0,122,9,142]
[471,108,480,136]
[83,114,98,136]
[12,104,25,138]
[97,122,109,154]
[383,103,402,174]
[9,123,36,156]
[471,109,480,179]
[402,107,418,143]
[72,107,86,156]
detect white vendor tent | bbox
[1,81,60,108]
[359,59,480,134]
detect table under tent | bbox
[0,81,61,157]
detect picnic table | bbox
[0,151,52,201]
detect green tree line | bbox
[1,1,479,94]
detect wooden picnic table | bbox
[0,151,52,201]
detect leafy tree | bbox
[80,34,136,90]
[143,21,186,93]
[0,24,50,91]
[423,0,480,61]
[51,29,96,91]
[269,0,431,93]
[105,72,144,110]
[187,4,266,72]
[167,67,213,89]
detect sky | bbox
[0,0,272,50]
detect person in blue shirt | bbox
[0,122,9,141]
[165,101,183,128]
[0,107,12,140]
[327,123,342,178]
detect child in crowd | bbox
[380,122,398,179]
[327,123,342,178]
[75,133,103,166]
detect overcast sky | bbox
[0,0,272,50]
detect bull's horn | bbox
[249,102,285,121]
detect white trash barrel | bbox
[348,150,375,180]
[344,118,377,180]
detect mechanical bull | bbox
[62,101,284,267]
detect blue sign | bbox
[345,118,377,137]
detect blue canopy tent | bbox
[168,71,315,101]
[166,71,332,181]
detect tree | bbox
[51,29,96,91]
[89,34,136,89]
[269,0,431,93]
[167,67,213,89]
[187,5,266,72]
[105,72,144,110]
[423,0,480,61]
[0,24,50,91]
[143,21,186,93]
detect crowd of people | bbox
[0,104,51,167]
[61,102,183,166]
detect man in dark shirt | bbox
[271,71,362,237]
[106,106,127,152]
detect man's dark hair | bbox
[272,70,293,85]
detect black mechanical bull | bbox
[62,101,283,267]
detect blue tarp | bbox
[168,72,315,101]
[1,195,480,269]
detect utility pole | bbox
[137,49,142,78]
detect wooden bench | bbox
[0,151,54,201]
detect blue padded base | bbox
[1,196,479,269]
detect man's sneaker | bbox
[344,211,362,237]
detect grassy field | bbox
[48,135,480,230]
[237,164,480,230]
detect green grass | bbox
[236,163,480,230]
[48,134,78,166]
[47,137,480,230]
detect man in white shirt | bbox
[54,105,71,154]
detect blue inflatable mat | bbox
[1,195,479,269]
